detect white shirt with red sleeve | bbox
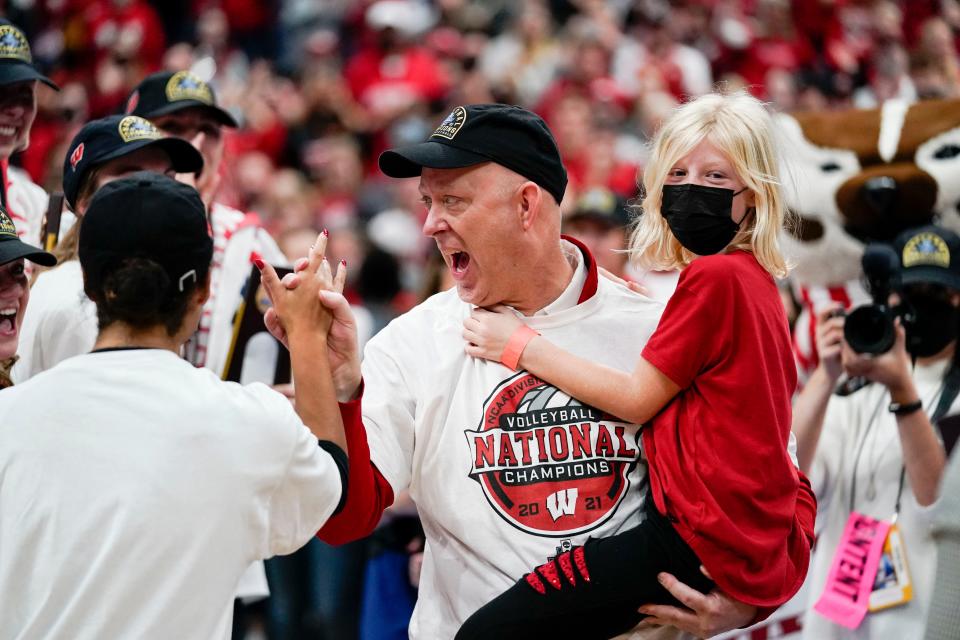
[359,240,681,639]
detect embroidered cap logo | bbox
[117,116,162,144]
[0,25,31,63]
[164,71,214,105]
[431,106,467,140]
[69,143,84,171]
[0,207,17,237]
[902,232,950,269]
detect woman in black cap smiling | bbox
[13,113,201,381]
[0,18,59,249]
[0,172,348,638]
[0,204,55,387]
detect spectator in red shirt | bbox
[343,0,449,128]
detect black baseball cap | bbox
[379,104,568,204]
[895,224,960,291]
[0,20,58,90]
[79,172,213,295]
[567,187,631,229]
[0,204,55,266]
[62,114,203,210]
[125,70,238,128]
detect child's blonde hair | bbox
[629,91,791,278]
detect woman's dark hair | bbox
[86,256,207,336]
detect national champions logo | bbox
[466,372,640,537]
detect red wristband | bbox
[501,325,539,371]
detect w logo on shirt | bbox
[546,488,578,521]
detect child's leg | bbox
[455,502,713,640]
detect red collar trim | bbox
[561,234,599,304]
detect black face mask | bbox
[661,184,749,256]
[904,290,959,358]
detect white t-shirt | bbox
[360,241,676,639]
[803,358,957,639]
[12,203,288,599]
[0,349,344,640]
[13,260,97,382]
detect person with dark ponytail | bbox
[0,173,349,639]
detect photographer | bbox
[794,224,954,639]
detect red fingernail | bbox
[340,259,346,266]
[323,228,329,236]
[253,258,265,270]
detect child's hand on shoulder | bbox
[463,305,524,363]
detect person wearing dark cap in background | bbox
[264,103,807,639]
[125,70,288,376]
[794,224,957,639]
[12,114,202,381]
[563,187,632,279]
[0,205,55,388]
[0,173,348,639]
[0,19,60,250]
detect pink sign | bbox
[813,512,891,629]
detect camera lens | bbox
[844,305,896,354]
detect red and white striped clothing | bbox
[791,279,870,383]
[3,159,49,248]
[183,202,288,376]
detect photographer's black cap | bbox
[79,172,213,294]
[0,205,55,266]
[0,20,58,90]
[895,224,960,291]
[125,71,238,128]
[379,104,568,204]
[62,115,203,210]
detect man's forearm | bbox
[334,366,363,403]
[318,390,395,543]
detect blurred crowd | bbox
[8,0,960,638]
[13,0,960,320]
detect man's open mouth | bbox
[451,251,471,276]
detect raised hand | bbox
[463,305,524,362]
[262,231,361,402]
[258,231,337,339]
[841,318,913,393]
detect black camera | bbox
[843,244,915,354]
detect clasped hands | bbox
[258,231,362,401]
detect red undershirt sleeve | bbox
[316,382,395,545]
